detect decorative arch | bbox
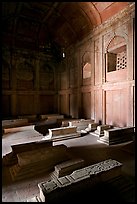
[82,51,92,85]
[106,35,127,72]
[107,35,126,53]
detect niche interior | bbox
[106,36,127,82]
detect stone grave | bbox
[81,123,99,135]
[68,119,95,131]
[92,124,113,137]
[47,126,81,141]
[18,115,37,123]
[2,119,29,134]
[51,158,85,179]
[98,126,134,145]
[9,144,72,181]
[37,159,122,202]
[34,119,62,136]
[3,140,53,166]
[40,114,64,120]
[3,124,34,134]
[61,119,77,127]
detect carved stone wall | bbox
[62,5,134,127]
[2,49,58,118]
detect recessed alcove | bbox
[106,36,127,82]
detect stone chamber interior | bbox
[2,2,135,203]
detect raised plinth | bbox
[38,159,122,202]
[98,126,134,145]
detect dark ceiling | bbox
[2,2,130,51]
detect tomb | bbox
[3,125,33,134]
[61,119,76,127]
[34,119,62,136]
[47,126,81,141]
[92,124,113,137]
[79,123,99,136]
[84,123,98,133]
[2,119,29,134]
[9,144,72,181]
[37,159,122,203]
[18,115,37,123]
[51,158,85,179]
[40,114,64,120]
[98,126,134,145]
[68,119,96,131]
[3,140,53,166]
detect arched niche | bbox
[82,51,91,85]
[105,36,127,82]
[106,36,127,72]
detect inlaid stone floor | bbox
[2,125,135,202]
